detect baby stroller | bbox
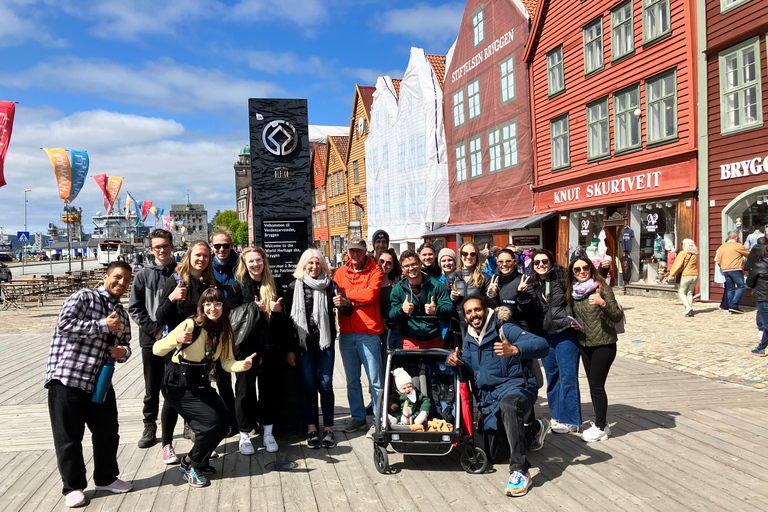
[371,347,488,475]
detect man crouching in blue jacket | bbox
[448,296,549,498]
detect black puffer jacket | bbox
[228,275,289,356]
[444,270,497,320]
[529,266,573,336]
[156,273,220,331]
[495,267,540,331]
[747,258,768,303]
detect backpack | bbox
[431,363,456,423]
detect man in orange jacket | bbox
[333,237,383,436]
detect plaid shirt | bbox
[45,286,132,393]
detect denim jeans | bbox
[339,333,382,421]
[757,302,768,351]
[724,270,746,308]
[541,329,582,427]
[299,343,335,428]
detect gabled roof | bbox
[425,54,446,90]
[314,142,327,174]
[523,0,548,64]
[519,0,538,18]
[359,85,375,118]
[329,135,349,164]
[391,79,402,98]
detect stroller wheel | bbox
[373,444,389,474]
[460,446,488,474]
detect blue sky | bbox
[0,0,464,236]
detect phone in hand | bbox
[567,315,583,330]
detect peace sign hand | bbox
[255,297,266,312]
[518,275,530,292]
[450,280,460,301]
[488,275,500,295]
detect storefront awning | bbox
[426,212,557,236]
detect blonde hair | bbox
[682,238,698,255]
[235,246,277,321]
[210,228,233,243]
[293,248,331,279]
[458,241,485,288]
[175,241,215,287]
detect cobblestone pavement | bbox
[3,292,767,390]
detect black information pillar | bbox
[249,98,312,435]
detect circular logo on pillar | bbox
[262,120,298,156]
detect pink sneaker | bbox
[162,444,178,464]
[65,489,86,507]
[95,478,133,493]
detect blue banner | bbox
[127,191,142,226]
[67,150,89,203]
[155,207,164,226]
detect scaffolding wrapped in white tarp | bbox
[365,47,449,247]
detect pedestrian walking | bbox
[716,232,751,313]
[747,243,768,357]
[667,239,699,317]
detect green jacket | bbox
[571,285,623,347]
[389,274,453,340]
[388,390,432,421]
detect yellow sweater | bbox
[153,319,248,373]
[715,241,750,271]
[668,251,698,277]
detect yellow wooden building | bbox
[325,134,350,262]
[346,84,375,243]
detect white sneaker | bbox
[581,422,610,442]
[65,489,86,508]
[239,432,255,455]
[263,434,279,453]
[551,420,579,434]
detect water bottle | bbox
[91,359,115,404]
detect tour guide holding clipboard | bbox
[44,261,134,508]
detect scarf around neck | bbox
[290,274,332,350]
[572,279,599,301]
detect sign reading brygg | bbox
[719,153,768,180]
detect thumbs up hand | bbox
[333,288,348,307]
[242,352,258,371]
[424,295,437,315]
[106,310,123,332]
[482,243,491,258]
[402,294,415,315]
[169,280,187,302]
[494,327,520,357]
[447,347,463,366]
[270,297,283,313]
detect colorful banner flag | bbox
[43,148,72,200]
[162,215,173,231]
[126,191,141,226]
[66,150,89,203]
[125,192,133,220]
[0,101,16,189]
[93,174,123,215]
[154,207,164,226]
[141,201,152,222]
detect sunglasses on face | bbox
[533,259,550,266]
[203,302,223,309]
[497,259,514,265]
[461,251,477,258]
[573,265,591,274]
[378,259,394,267]
[151,244,172,252]
[212,244,231,250]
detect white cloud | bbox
[229,0,328,28]
[242,50,327,77]
[0,0,67,47]
[0,57,284,113]
[375,3,463,46]
[86,0,217,40]
[1,107,244,234]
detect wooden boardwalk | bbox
[1,331,767,511]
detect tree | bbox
[234,222,249,246]
[214,210,238,229]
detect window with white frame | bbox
[383,186,390,212]
[488,127,501,173]
[382,145,389,168]
[614,85,641,152]
[409,139,416,168]
[587,97,610,159]
[321,186,325,202]
[646,70,677,143]
[551,115,570,170]
[340,173,345,193]
[643,0,671,44]
[469,136,483,178]
[721,0,752,13]
[611,1,634,60]
[719,37,763,134]
[584,18,604,75]
[330,208,334,226]
[417,136,426,165]
[398,144,405,172]
[547,46,564,96]
[400,187,407,215]
[472,6,484,47]
[500,55,515,104]
[409,184,416,214]
[322,211,327,227]
[455,143,467,183]
[353,160,359,184]
[468,79,481,120]
[501,120,518,169]
[453,90,465,127]
[417,183,426,213]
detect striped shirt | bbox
[45,286,132,393]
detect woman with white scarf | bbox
[285,249,351,449]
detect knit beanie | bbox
[438,248,457,265]
[393,367,412,391]
[372,229,390,244]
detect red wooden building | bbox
[526,0,698,292]
[699,0,768,303]
[311,142,330,256]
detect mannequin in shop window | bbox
[619,225,633,285]
[591,241,613,285]
[745,227,764,250]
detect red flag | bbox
[141,200,152,222]
[0,101,16,188]
[93,174,110,212]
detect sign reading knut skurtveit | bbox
[248,99,312,292]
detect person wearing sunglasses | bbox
[378,249,402,354]
[566,256,624,443]
[526,249,582,435]
[444,241,497,326]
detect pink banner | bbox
[141,200,152,222]
[0,101,16,188]
[92,174,123,215]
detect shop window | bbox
[500,55,515,104]
[611,1,634,61]
[472,6,485,47]
[455,143,467,183]
[468,79,481,120]
[636,200,677,284]
[572,209,605,249]
[409,184,416,214]
[643,0,671,45]
[646,70,677,144]
[721,0,751,13]
[417,183,426,213]
[398,144,406,172]
[547,46,565,96]
[722,188,768,244]
[469,135,483,178]
[453,90,465,128]
[587,97,610,160]
[551,115,570,171]
[719,37,763,135]
[417,136,426,165]
[400,187,407,215]
[383,185,390,212]
[583,17,604,75]
[409,139,416,168]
